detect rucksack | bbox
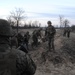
[0,49,16,75]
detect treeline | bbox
[11,23,40,29]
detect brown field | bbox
[14,28,75,75]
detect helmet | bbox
[0,19,12,37]
[47,21,52,24]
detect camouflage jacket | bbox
[0,44,36,75]
[46,25,56,38]
[15,49,36,75]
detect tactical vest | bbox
[0,49,16,75]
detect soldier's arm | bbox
[16,50,36,75]
[45,28,48,36]
[26,54,37,75]
[52,26,56,35]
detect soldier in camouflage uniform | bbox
[63,28,67,37]
[17,32,24,47]
[46,21,56,52]
[37,28,42,38]
[63,27,71,38]
[0,19,36,75]
[24,31,30,50]
[66,27,71,38]
[32,30,38,47]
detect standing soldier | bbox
[63,27,71,38]
[45,28,47,36]
[0,19,36,75]
[66,27,71,38]
[63,28,66,37]
[46,21,56,52]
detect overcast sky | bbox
[0,0,75,26]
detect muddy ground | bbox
[14,28,75,75]
[27,29,75,75]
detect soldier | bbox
[17,32,24,47]
[46,21,56,52]
[66,27,71,38]
[63,28,67,37]
[24,31,30,49]
[63,27,71,38]
[0,19,36,75]
[32,30,38,47]
[36,28,43,44]
[37,28,42,38]
[45,27,47,36]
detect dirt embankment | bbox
[29,31,75,75]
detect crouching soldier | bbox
[32,30,38,47]
[17,32,24,47]
[0,19,36,75]
[23,31,30,50]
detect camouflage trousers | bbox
[48,37,55,51]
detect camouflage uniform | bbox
[46,21,56,51]
[32,30,38,47]
[17,33,24,47]
[0,19,36,75]
[45,28,47,36]
[63,28,67,37]
[63,27,71,38]
[66,27,71,38]
[37,28,42,38]
[36,28,43,44]
[16,49,36,75]
[24,31,30,50]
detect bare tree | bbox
[7,16,16,26]
[59,15,64,28]
[63,19,70,28]
[10,8,26,33]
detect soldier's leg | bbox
[48,38,51,51]
[34,39,36,47]
[51,38,55,52]
[26,42,29,50]
[67,32,70,38]
[31,38,35,48]
[36,38,38,47]
[33,38,36,47]
[63,31,66,37]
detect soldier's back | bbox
[0,47,16,75]
[14,49,36,75]
[0,47,36,75]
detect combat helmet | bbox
[47,21,52,24]
[0,19,12,37]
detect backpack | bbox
[0,49,16,75]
